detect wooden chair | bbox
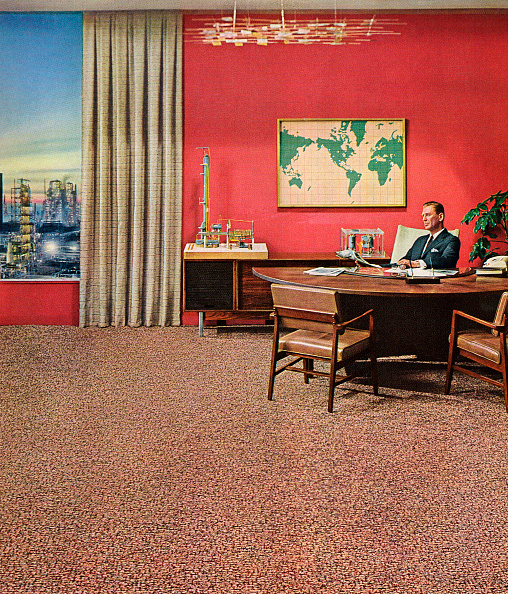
[268,283,378,412]
[445,292,508,412]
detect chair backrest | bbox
[492,291,508,336]
[390,225,460,264]
[271,284,341,333]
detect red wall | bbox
[3,11,507,325]
[0,281,79,325]
[183,11,508,267]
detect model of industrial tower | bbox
[195,148,254,249]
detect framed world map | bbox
[277,118,406,208]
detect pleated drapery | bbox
[80,11,182,327]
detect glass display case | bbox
[341,228,385,257]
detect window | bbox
[0,12,82,279]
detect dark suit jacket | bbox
[402,228,460,268]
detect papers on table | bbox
[386,267,407,276]
[304,266,459,278]
[388,267,458,278]
[303,267,354,276]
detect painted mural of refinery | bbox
[0,173,80,279]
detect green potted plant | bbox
[461,190,508,262]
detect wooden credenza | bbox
[183,243,389,334]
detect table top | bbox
[184,242,268,260]
[253,266,508,298]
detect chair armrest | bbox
[452,309,498,331]
[340,309,374,330]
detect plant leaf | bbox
[463,191,508,260]
[469,236,491,262]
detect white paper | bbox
[407,269,451,278]
[303,267,349,276]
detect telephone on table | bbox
[484,255,508,269]
[476,255,508,277]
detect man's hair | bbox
[423,201,445,217]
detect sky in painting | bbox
[0,12,82,203]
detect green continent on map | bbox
[367,133,404,186]
[279,129,314,189]
[346,170,362,196]
[316,132,361,196]
[340,120,367,146]
[316,134,355,166]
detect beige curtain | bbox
[80,11,182,327]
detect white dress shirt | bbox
[418,228,445,269]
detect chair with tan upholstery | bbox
[268,283,378,413]
[445,292,508,412]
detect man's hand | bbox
[397,259,420,269]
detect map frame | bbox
[277,118,406,208]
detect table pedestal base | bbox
[342,292,500,360]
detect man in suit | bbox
[397,201,460,269]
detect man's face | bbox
[422,205,444,234]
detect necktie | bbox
[422,235,433,257]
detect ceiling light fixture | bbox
[186,2,404,46]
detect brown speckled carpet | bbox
[2,325,508,593]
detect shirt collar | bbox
[429,228,445,241]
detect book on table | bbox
[476,267,507,277]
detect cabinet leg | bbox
[199,312,205,337]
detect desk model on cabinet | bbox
[183,243,390,336]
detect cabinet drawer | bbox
[237,261,273,310]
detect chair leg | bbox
[445,314,458,395]
[303,358,314,384]
[328,359,338,413]
[500,338,508,413]
[268,361,276,400]
[328,332,340,413]
[502,365,508,413]
[268,318,280,401]
[444,343,456,395]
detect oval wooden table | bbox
[253,266,508,359]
